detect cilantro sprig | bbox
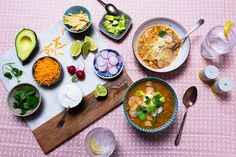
[13,85,39,115]
[2,63,23,82]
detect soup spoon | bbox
[170,19,205,50]
[97,0,119,16]
[175,86,198,146]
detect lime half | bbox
[224,20,234,37]
[95,84,107,98]
[70,40,82,57]
[84,36,97,51]
[82,41,91,59]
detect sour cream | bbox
[58,84,83,108]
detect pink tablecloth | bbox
[0,0,235,156]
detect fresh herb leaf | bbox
[152,116,157,123]
[158,31,167,37]
[4,72,13,79]
[144,96,151,103]
[13,86,39,115]
[2,62,23,82]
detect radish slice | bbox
[109,66,118,75]
[96,55,106,66]
[97,64,107,72]
[101,50,109,59]
[108,52,116,58]
[109,55,119,65]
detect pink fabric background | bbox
[0,0,235,156]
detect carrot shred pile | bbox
[33,57,61,86]
[40,33,66,56]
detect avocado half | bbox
[15,29,37,62]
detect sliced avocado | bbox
[103,20,111,27]
[114,16,120,20]
[120,14,126,21]
[159,97,165,103]
[15,29,37,62]
[105,23,113,30]
[108,26,116,33]
[105,15,114,21]
[114,29,120,36]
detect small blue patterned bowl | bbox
[63,6,91,33]
[123,77,178,133]
[93,49,124,79]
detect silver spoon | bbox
[97,0,119,16]
[175,86,198,146]
[56,106,70,128]
[171,19,205,50]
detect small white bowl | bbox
[132,17,191,73]
[57,84,83,108]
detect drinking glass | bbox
[85,127,116,157]
[200,26,236,59]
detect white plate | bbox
[132,17,191,73]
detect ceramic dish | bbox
[63,6,92,33]
[32,56,63,87]
[132,17,191,73]
[7,83,41,117]
[99,10,132,40]
[123,77,178,133]
[93,49,124,79]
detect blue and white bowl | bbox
[123,77,178,133]
[93,49,124,79]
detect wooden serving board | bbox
[32,71,132,154]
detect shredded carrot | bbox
[33,57,61,86]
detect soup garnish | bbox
[126,81,174,129]
[137,25,180,69]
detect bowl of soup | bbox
[132,17,191,73]
[123,77,178,133]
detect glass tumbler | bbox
[200,26,236,59]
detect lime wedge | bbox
[70,40,82,57]
[224,20,234,37]
[82,41,90,59]
[84,36,97,51]
[95,84,107,98]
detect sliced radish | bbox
[108,52,116,58]
[96,55,107,66]
[97,64,107,72]
[109,55,119,65]
[109,66,118,75]
[101,50,109,59]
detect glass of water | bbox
[200,26,236,59]
[85,127,116,157]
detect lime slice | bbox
[70,40,82,57]
[95,84,107,98]
[82,41,90,59]
[224,20,234,37]
[84,36,97,51]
